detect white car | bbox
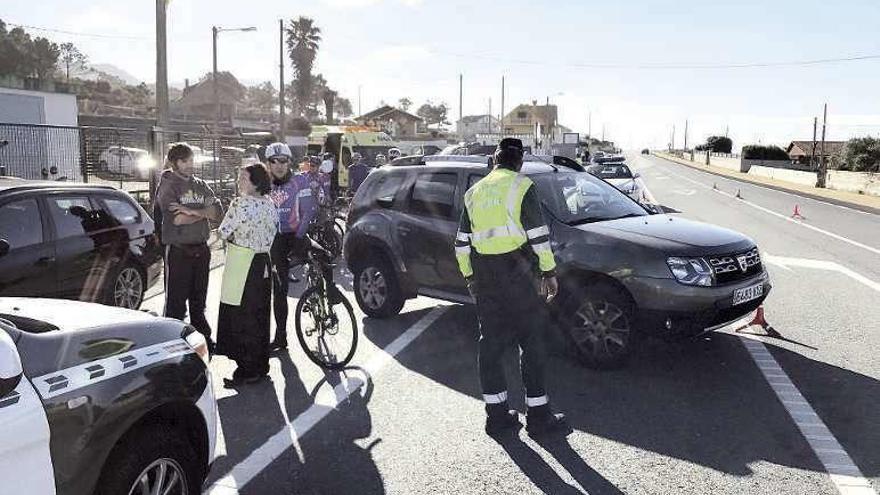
[0,298,218,495]
[586,163,643,202]
[98,146,155,181]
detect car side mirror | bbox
[0,239,9,257]
[633,172,641,179]
[0,329,23,398]
[376,196,394,209]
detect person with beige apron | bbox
[216,164,278,388]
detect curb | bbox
[652,153,880,216]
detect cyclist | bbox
[348,152,370,193]
[387,147,402,162]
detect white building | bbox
[0,87,82,181]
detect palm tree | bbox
[285,17,322,119]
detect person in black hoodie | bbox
[154,143,222,351]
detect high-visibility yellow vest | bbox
[464,168,533,254]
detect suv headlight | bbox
[666,257,714,286]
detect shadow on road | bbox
[364,304,880,486]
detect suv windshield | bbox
[531,172,648,225]
[587,164,633,179]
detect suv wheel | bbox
[96,424,201,495]
[565,284,636,369]
[108,264,145,310]
[353,254,404,318]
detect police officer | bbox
[455,138,569,437]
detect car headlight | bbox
[666,257,714,286]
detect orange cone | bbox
[735,305,780,337]
[735,189,742,199]
[791,204,805,220]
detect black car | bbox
[641,149,650,155]
[344,156,771,368]
[0,297,218,494]
[0,178,162,309]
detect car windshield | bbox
[531,172,648,225]
[588,164,633,179]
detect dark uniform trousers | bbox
[472,250,548,416]
[270,232,311,344]
[164,243,212,341]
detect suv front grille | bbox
[708,248,762,284]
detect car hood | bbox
[571,215,753,255]
[0,298,155,333]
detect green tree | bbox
[336,97,353,118]
[244,81,278,115]
[59,42,88,81]
[28,37,60,81]
[398,97,413,112]
[417,101,449,129]
[285,16,322,119]
[841,137,880,172]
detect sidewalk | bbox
[653,152,880,215]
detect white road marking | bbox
[764,255,880,293]
[205,306,449,494]
[656,165,880,257]
[739,337,876,495]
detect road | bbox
[143,154,880,494]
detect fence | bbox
[0,122,271,209]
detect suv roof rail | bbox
[424,155,492,166]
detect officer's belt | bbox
[471,224,526,243]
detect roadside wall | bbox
[827,171,880,196]
[747,165,817,187]
[741,159,794,173]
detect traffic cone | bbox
[735,305,780,337]
[791,204,805,220]
[713,182,718,190]
[735,189,743,199]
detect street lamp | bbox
[212,25,257,132]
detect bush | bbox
[841,137,880,173]
[742,144,789,161]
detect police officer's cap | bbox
[498,138,524,154]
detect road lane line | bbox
[655,165,880,257]
[740,336,876,495]
[764,255,880,293]
[205,305,450,494]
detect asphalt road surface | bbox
[142,154,880,494]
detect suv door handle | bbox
[36,256,56,266]
[398,225,412,235]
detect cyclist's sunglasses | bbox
[268,157,290,164]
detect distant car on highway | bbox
[345,156,771,369]
[641,148,650,155]
[97,146,155,181]
[0,179,163,310]
[586,163,643,201]
[0,298,218,495]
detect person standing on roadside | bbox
[266,143,304,351]
[216,163,278,387]
[348,153,370,193]
[455,138,569,437]
[155,142,222,352]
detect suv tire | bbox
[564,284,636,369]
[95,423,201,495]
[352,253,405,318]
[105,263,146,310]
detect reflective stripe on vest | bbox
[464,169,533,255]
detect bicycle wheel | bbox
[295,286,358,370]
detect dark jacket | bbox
[154,169,220,246]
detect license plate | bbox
[732,283,764,306]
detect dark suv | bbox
[0,178,162,310]
[344,156,771,368]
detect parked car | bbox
[98,146,155,181]
[344,156,771,368]
[0,297,218,495]
[641,148,650,155]
[586,163,643,201]
[0,179,163,310]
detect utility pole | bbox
[810,116,818,170]
[671,124,676,150]
[601,124,605,143]
[357,85,362,117]
[278,19,285,139]
[155,0,169,127]
[212,26,219,133]
[588,110,592,138]
[488,98,492,133]
[684,119,689,151]
[500,76,505,135]
[818,103,828,188]
[459,74,463,142]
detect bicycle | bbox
[294,236,358,370]
[309,203,344,260]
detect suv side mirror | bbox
[0,239,9,258]
[376,196,394,209]
[633,172,641,179]
[0,328,23,398]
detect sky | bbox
[5,0,880,150]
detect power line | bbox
[8,23,152,41]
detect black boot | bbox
[526,405,571,437]
[485,405,521,436]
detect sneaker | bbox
[526,412,571,437]
[485,410,521,436]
